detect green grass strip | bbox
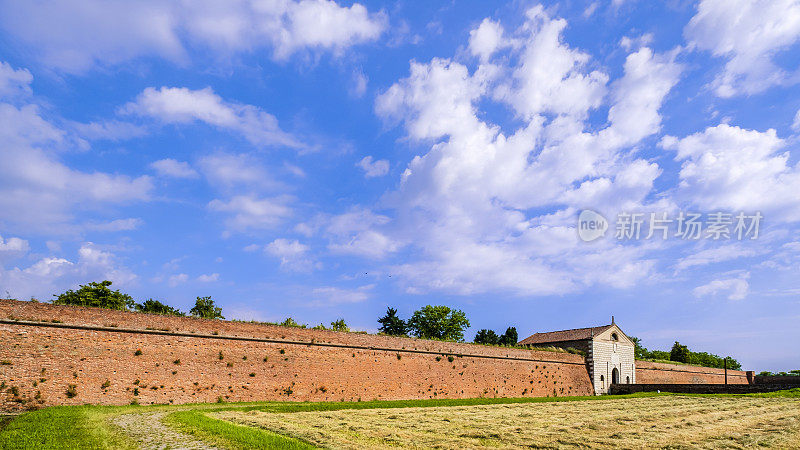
[165,410,314,449]
[0,406,134,450]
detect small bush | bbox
[226,362,234,368]
[447,356,454,362]
[435,356,442,362]
[249,373,256,377]
[263,356,268,362]
[173,359,181,365]
[134,349,143,356]
[101,380,110,389]
[396,353,402,360]
[65,384,77,398]
[217,396,225,403]
[242,356,247,360]
[218,351,224,360]
[279,349,285,354]
[1,360,12,365]
[10,386,20,397]
[133,387,139,396]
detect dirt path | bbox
[113,411,220,450]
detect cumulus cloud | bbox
[150,158,198,179]
[265,238,316,271]
[208,195,293,233]
[0,75,153,232]
[693,274,750,300]
[198,153,278,190]
[85,218,143,232]
[124,86,301,149]
[684,0,800,97]
[325,208,398,259]
[0,61,33,99]
[168,273,189,287]
[196,273,219,282]
[0,243,136,300]
[468,18,506,62]
[0,235,30,263]
[675,244,759,272]
[0,0,386,73]
[662,124,800,221]
[370,7,682,296]
[310,284,373,306]
[356,156,389,178]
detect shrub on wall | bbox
[53,281,134,311]
[190,296,224,320]
[135,299,185,316]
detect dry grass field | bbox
[216,395,800,449]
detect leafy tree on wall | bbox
[135,299,185,316]
[474,329,499,345]
[190,296,224,319]
[498,327,518,346]
[377,307,407,336]
[53,281,134,311]
[670,341,691,363]
[407,305,470,342]
[329,318,349,332]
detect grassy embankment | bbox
[1,389,798,449]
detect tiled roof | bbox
[518,324,613,345]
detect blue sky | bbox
[0,0,799,371]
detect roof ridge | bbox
[529,323,611,335]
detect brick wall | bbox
[0,300,594,411]
[635,360,749,384]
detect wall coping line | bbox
[0,319,587,366]
[636,365,747,377]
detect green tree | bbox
[53,281,134,310]
[498,327,518,346]
[670,341,690,363]
[473,329,499,345]
[407,305,470,341]
[377,307,407,336]
[630,336,651,359]
[190,296,224,319]
[135,299,185,316]
[330,318,349,332]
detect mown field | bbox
[1,390,799,449]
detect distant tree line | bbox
[758,370,800,376]
[630,337,742,370]
[473,327,518,346]
[52,280,224,319]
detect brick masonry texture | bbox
[0,300,749,411]
[636,360,748,384]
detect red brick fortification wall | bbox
[636,360,749,384]
[0,300,593,411]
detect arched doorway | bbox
[611,367,619,385]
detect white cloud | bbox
[0,61,32,99]
[684,0,800,97]
[370,7,683,296]
[468,18,505,62]
[0,235,29,263]
[356,156,389,178]
[198,153,278,190]
[662,124,800,221]
[325,209,398,259]
[0,97,152,232]
[208,195,293,233]
[168,273,189,287]
[0,0,386,73]
[0,243,136,300]
[196,273,219,283]
[693,274,750,300]
[150,158,199,179]
[124,86,301,148]
[495,6,608,119]
[793,109,800,132]
[310,284,373,306]
[265,238,315,271]
[85,218,143,232]
[675,244,759,272]
[71,120,147,141]
[350,69,368,98]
